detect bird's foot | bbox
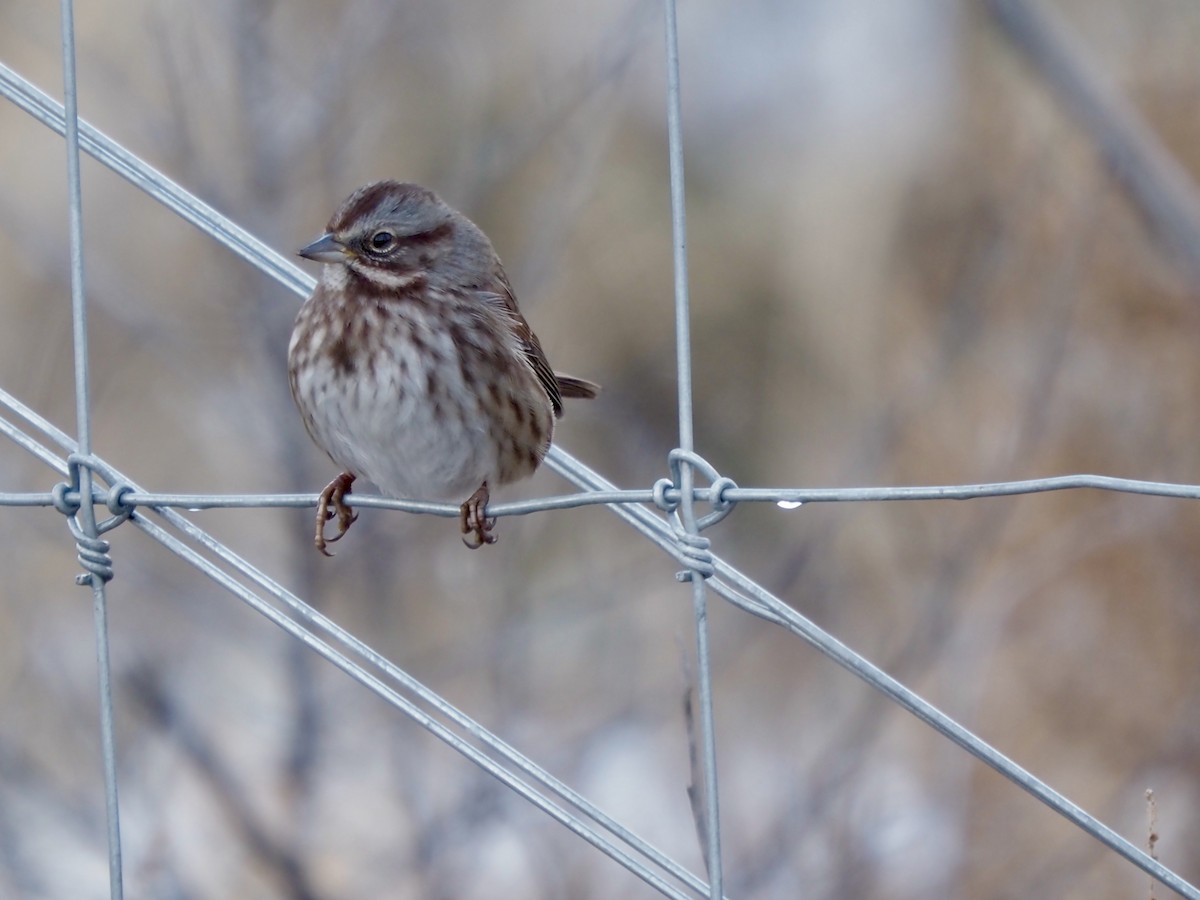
[460,482,497,549]
[315,472,357,556]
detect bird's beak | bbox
[298,233,352,263]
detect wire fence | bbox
[2,0,1199,897]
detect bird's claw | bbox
[315,472,357,556]
[460,483,497,550]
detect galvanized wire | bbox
[6,474,1200,518]
[56,2,123,896]
[662,0,723,893]
[2,10,1200,899]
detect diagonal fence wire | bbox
[2,6,1200,897]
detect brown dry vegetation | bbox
[2,1,1199,898]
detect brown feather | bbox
[555,374,601,401]
[492,268,574,417]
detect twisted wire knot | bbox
[50,454,135,586]
[652,449,737,581]
[66,517,114,586]
[673,532,715,582]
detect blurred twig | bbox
[984,0,1200,288]
[1148,789,1160,900]
[127,667,326,900]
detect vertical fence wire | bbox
[57,1,123,896]
[661,0,723,894]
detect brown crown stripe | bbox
[329,181,438,232]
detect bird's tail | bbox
[555,374,600,400]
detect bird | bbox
[288,181,599,554]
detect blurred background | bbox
[2,0,1200,897]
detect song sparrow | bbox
[288,181,599,554]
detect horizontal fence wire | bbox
[7,473,1200,516]
[2,33,1199,900]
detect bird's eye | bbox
[369,230,396,252]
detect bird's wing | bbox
[484,270,565,417]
